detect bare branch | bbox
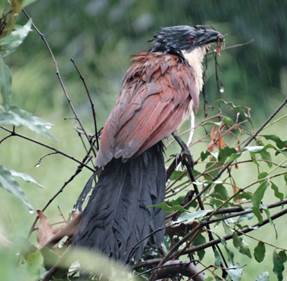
[70,58,100,150]
[0,126,94,172]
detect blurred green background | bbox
[1,0,287,280]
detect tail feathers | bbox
[73,143,166,263]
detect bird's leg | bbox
[172,132,194,170]
[172,133,228,278]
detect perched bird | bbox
[73,25,223,263]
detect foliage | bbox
[0,0,50,210]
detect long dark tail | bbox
[73,143,166,263]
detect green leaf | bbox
[10,169,43,188]
[258,172,268,179]
[0,165,33,210]
[193,233,206,260]
[0,19,32,57]
[0,105,52,135]
[259,149,272,168]
[273,250,287,281]
[218,147,238,163]
[263,135,287,150]
[256,272,269,281]
[252,180,268,223]
[270,182,284,201]
[254,241,265,263]
[200,150,210,161]
[170,170,186,181]
[211,184,229,201]
[232,232,251,258]
[0,57,12,108]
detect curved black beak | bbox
[196,28,224,47]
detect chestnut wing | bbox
[96,53,198,167]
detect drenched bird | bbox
[73,25,223,263]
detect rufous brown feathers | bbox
[96,52,199,167]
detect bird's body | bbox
[73,25,223,263]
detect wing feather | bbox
[96,52,198,167]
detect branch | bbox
[181,96,287,212]
[148,260,204,281]
[22,9,98,159]
[0,126,94,172]
[183,207,287,255]
[171,133,228,277]
[70,58,100,150]
[28,146,99,237]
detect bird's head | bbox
[150,25,224,60]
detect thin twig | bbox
[183,207,287,255]
[180,96,287,213]
[28,147,98,237]
[34,152,57,167]
[0,133,13,144]
[172,133,228,277]
[22,9,98,160]
[0,126,94,172]
[70,58,99,150]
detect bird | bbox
[73,25,223,264]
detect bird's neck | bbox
[182,48,206,93]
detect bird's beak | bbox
[197,28,224,46]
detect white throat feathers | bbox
[182,47,207,93]
[182,47,207,147]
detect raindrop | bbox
[29,209,35,214]
[219,86,224,94]
[35,163,40,168]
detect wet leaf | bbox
[218,147,238,163]
[0,165,33,210]
[170,170,186,181]
[0,105,52,135]
[200,150,210,161]
[175,209,210,224]
[252,181,268,223]
[263,135,287,150]
[254,241,265,263]
[211,184,229,201]
[245,146,264,153]
[0,19,32,57]
[227,264,243,281]
[256,272,269,281]
[0,57,12,108]
[273,250,287,281]
[193,233,206,260]
[10,170,43,188]
[232,232,251,258]
[270,182,284,201]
